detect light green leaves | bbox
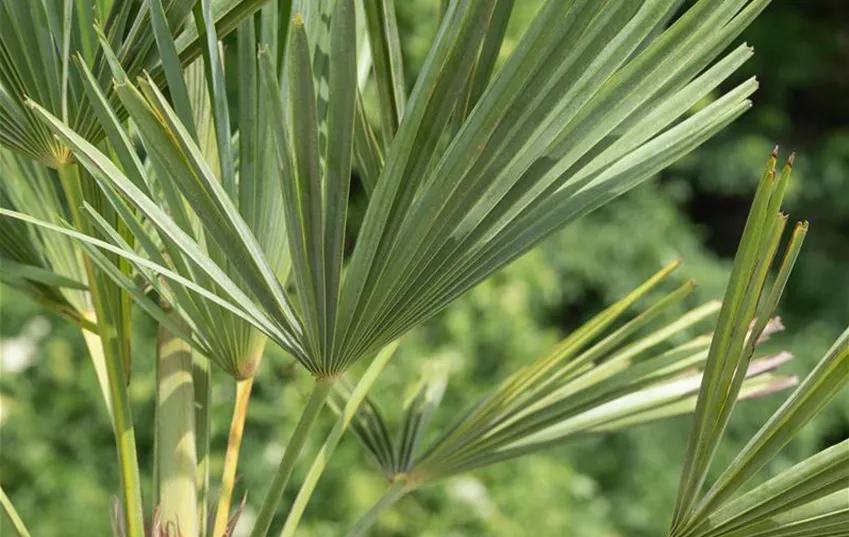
[341,263,796,488]
[668,153,849,537]
[10,0,769,383]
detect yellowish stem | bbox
[212,376,255,536]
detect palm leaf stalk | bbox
[337,263,798,536]
[2,0,777,532]
[0,486,32,537]
[664,151,849,537]
[278,341,403,537]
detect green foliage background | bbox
[1,1,847,535]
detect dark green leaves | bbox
[362,0,406,143]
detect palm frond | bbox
[669,327,848,537]
[12,0,771,383]
[670,150,809,531]
[10,16,297,379]
[339,263,797,486]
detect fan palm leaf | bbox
[330,262,797,536]
[11,0,772,380]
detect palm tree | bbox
[1,1,845,536]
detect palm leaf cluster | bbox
[11,1,297,380]
[322,263,797,536]
[346,267,793,485]
[16,0,773,381]
[667,152,849,537]
[4,1,845,537]
[0,1,280,535]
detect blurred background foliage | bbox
[1,0,847,535]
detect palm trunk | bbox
[154,320,198,537]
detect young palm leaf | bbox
[665,152,849,537]
[336,263,798,537]
[669,150,812,533]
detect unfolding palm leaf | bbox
[336,262,798,536]
[666,153,849,537]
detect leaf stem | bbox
[0,487,31,537]
[80,322,114,420]
[344,481,408,537]
[279,343,400,537]
[195,350,213,537]
[249,377,334,537]
[213,375,256,537]
[57,163,145,537]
